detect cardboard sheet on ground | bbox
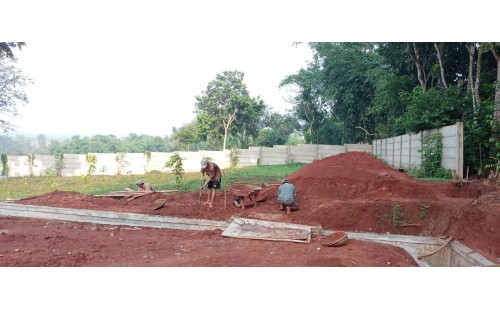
[221,217,313,243]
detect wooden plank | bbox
[221,217,314,243]
[94,190,178,197]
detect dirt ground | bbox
[1,151,499,266]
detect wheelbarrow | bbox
[229,183,280,210]
[229,184,265,210]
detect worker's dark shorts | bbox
[279,200,299,208]
[207,180,221,189]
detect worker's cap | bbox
[281,179,288,184]
[135,180,144,185]
[200,159,208,169]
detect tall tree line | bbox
[0,134,175,155]
[280,42,500,175]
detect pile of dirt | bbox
[287,151,437,200]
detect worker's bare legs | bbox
[280,202,299,214]
[208,189,216,208]
[204,189,211,205]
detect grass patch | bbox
[0,163,306,200]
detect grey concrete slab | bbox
[0,202,228,231]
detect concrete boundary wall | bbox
[3,143,371,177]
[372,122,464,179]
[237,143,371,168]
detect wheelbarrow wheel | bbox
[234,198,242,208]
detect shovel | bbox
[198,187,203,204]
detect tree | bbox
[280,63,329,144]
[170,121,202,151]
[0,43,25,59]
[488,43,500,123]
[0,56,31,132]
[255,108,300,146]
[194,70,265,150]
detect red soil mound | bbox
[287,151,437,200]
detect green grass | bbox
[0,163,306,200]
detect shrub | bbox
[165,152,184,186]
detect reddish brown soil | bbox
[2,151,499,266]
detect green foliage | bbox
[53,152,65,176]
[410,132,452,179]
[0,162,306,200]
[144,151,152,173]
[164,152,184,186]
[45,134,172,155]
[43,168,59,191]
[484,121,500,177]
[25,154,36,177]
[401,86,467,133]
[115,152,130,175]
[1,154,8,176]
[420,204,430,219]
[170,121,202,151]
[285,131,305,145]
[391,203,405,227]
[230,148,239,169]
[0,42,25,59]
[85,153,97,176]
[255,110,301,147]
[420,133,443,174]
[193,70,265,150]
[0,56,32,133]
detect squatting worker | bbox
[277,179,299,214]
[199,159,222,208]
[136,180,155,192]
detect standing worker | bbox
[277,179,299,214]
[199,159,222,208]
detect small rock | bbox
[387,261,391,265]
[14,249,19,252]
[317,248,321,251]
[68,252,72,255]
[110,233,114,237]
[119,237,124,241]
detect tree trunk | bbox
[434,42,448,88]
[222,109,238,151]
[466,43,475,93]
[474,46,482,111]
[411,43,427,92]
[491,47,500,123]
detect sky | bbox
[4,1,496,140]
[13,41,313,137]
